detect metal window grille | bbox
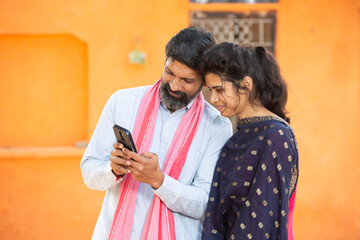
[190,11,276,53]
[191,0,278,3]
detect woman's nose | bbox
[209,91,218,104]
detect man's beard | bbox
[160,81,202,111]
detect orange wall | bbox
[0,35,88,147]
[0,0,190,137]
[0,154,103,239]
[277,0,360,238]
[0,0,359,239]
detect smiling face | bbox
[205,73,252,119]
[160,58,203,111]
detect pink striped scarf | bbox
[108,79,205,240]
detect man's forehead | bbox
[165,58,200,78]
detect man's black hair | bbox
[165,26,215,71]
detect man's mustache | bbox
[164,83,187,98]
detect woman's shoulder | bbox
[258,119,298,156]
[236,117,297,150]
[262,120,294,138]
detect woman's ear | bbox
[241,76,253,92]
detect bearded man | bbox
[81,26,232,240]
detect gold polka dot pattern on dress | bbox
[221,152,226,157]
[211,229,217,234]
[275,221,279,228]
[202,117,299,240]
[205,212,210,217]
[256,188,262,195]
[262,164,266,171]
[216,167,221,172]
[209,197,214,201]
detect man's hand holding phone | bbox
[111,125,164,188]
[110,142,132,178]
[121,148,165,189]
[110,144,164,189]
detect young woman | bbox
[200,42,299,240]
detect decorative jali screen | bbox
[190,11,276,53]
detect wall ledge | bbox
[0,147,86,159]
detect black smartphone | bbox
[113,124,137,153]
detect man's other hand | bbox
[122,148,165,189]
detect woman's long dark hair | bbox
[200,42,290,123]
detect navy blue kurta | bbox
[202,116,299,240]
